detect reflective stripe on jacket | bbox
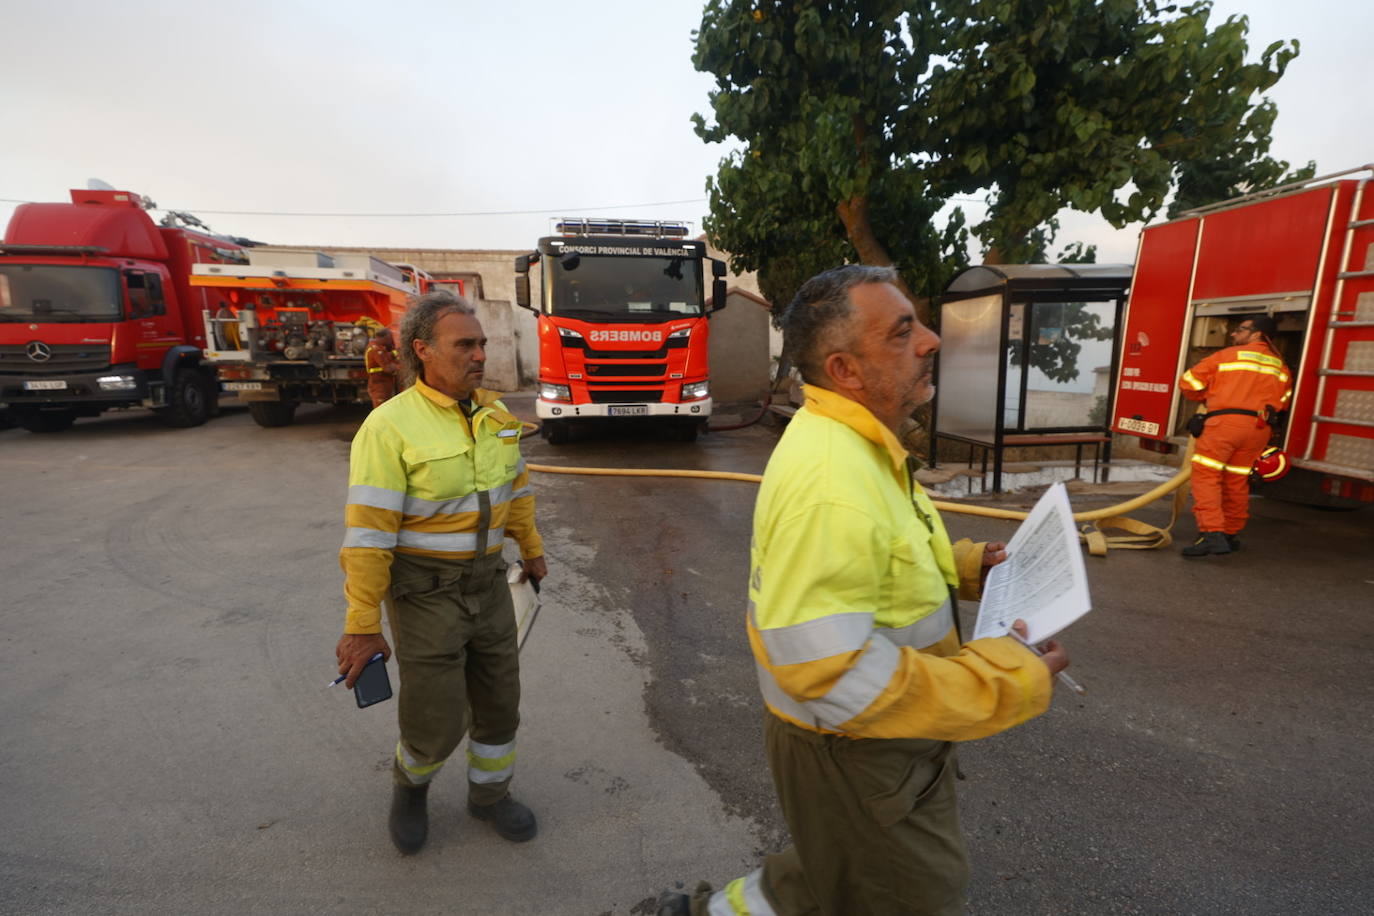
[748,385,1050,741]
[1179,342,1292,412]
[339,378,542,633]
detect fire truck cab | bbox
[515,218,727,444]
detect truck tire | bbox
[671,419,700,443]
[543,419,570,445]
[156,368,214,428]
[15,409,77,433]
[248,400,298,428]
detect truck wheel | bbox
[156,368,213,428]
[15,409,77,433]
[248,400,298,428]
[543,419,570,445]
[672,419,700,443]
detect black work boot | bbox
[1226,534,1242,552]
[468,795,537,842]
[656,892,691,916]
[1182,531,1232,557]
[388,783,429,854]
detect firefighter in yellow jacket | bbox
[336,290,548,854]
[661,266,1069,916]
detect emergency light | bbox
[556,218,690,239]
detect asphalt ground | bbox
[1,397,1371,915]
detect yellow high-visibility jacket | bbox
[339,379,543,634]
[749,385,1051,741]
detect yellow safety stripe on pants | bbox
[710,868,775,915]
[396,741,445,784]
[367,366,386,373]
[467,739,516,784]
[1190,453,1251,475]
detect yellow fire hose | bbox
[524,436,1196,557]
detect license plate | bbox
[224,381,263,391]
[608,404,648,417]
[23,380,67,391]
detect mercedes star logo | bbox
[26,341,53,362]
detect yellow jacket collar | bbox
[414,379,515,423]
[802,384,910,472]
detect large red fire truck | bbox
[0,187,248,432]
[191,250,428,427]
[1112,165,1374,507]
[514,218,728,443]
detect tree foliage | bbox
[693,0,1307,301]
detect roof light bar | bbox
[556,218,690,239]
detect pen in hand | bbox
[328,652,385,688]
[1011,633,1086,696]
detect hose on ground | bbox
[527,438,1196,556]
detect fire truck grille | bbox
[579,338,687,360]
[586,363,666,377]
[0,344,111,375]
[586,388,663,404]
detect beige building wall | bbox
[708,288,773,404]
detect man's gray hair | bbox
[775,265,898,385]
[399,289,476,383]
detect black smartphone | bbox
[354,656,393,708]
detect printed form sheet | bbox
[971,481,1092,644]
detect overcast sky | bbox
[2,0,1368,268]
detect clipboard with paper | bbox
[971,481,1092,644]
[508,561,542,651]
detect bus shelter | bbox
[931,263,1132,492]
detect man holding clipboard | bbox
[662,266,1070,916]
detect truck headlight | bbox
[681,381,709,400]
[539,383,572,401]
[97,374,139,391]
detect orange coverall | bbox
[1179,341,1292,534]
[364,339,400,407]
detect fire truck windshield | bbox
[550,255,703,319]
[0,265,122,322]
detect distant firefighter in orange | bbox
[1178,315,1291,557]
[365,327,400,407]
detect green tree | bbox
[692,0,968,319]
[693,0,1305,279]
[919,0,1307,262]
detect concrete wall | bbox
[708,287,773,404]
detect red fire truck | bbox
[192,250,428,427]
[0,187,250,432]
[514,219,728,443]
[1112,165,1374,507]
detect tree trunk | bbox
[835,194,932,327]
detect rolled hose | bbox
[526,439,1195,556]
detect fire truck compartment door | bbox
[1112,219,1200,440]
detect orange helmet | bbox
[1252,446,1291,482]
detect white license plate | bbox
[224,381,263,391]
[608,405,648,417]
[23,380,67,391]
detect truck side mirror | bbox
[712,278,728,313]
[712,259,727,278]
[515,275,532,310]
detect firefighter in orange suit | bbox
[1178,315,1292,557]
[365,328,400,407]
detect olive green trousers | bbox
[696,714,968,915]
[385,551,519,806]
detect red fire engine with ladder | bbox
[514,218,728,444]
[1112,165,1374,507]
